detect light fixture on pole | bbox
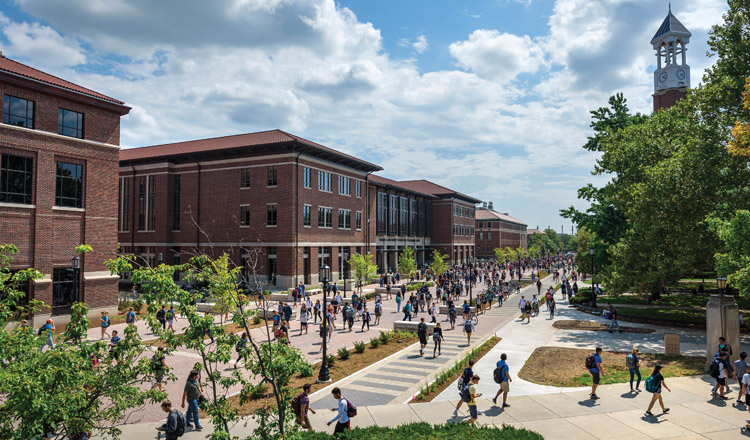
[716,277,728,297]
[317,264,332,383]
[72,256,81,304]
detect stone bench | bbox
[196,303,217,313]
[375,285,404,294]
[439,305,476,315]
[393,320,437,334]
[256,309,297,320]
[269,293,293,302]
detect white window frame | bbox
[338,208,351,229]
[356,180,361,198]
[355,211,362,230]
[303,167,311,189]
[303,204,312,227]
[318,206,333,228]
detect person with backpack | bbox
[327,387,353,435]
[644,364,670,416]
[156,400,186,439]
[373,300,382,326]
[156,305,167,329]
[151,347,168,391]
[429,302,438,324]
[465,375,482,425]
[360,307,371,332]
[711,352,730,399]
[181,371,204,431]
[293,383,316,431]
[453,359,475,417]
[448,304,457,330]
[234,332,248,369]
[718,336,734,392]
[109,330,121,363]
[432,322,444,357]
[166,306,176,331]
[626,348,641,392]
[492,353,512,408]
[416,317,429,356]
[463,317,475,346]
[402,301,412,321]
[125,307,137,326]
[299,305,309,335]
[100,311,111,340]
[548,298,556,320]
[587,347,605,399]
[38,319,55,352]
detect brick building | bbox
[0,55,130,323]
[474,203,528,260]
[396,180,481,266]
[118,130,382,288]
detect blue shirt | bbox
[329,398,350,424]
[496,360,509,382]
[590,354,602,373]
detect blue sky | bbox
[0,0,728,233]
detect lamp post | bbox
[317,264,332,383]
[72,256,81,305]
[716,277,727,297]
[468,263,473,306]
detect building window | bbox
[338,175,351,196]
[137,175,155,231]
[267,204,277,226]
[58,108,83,139]
[389,194,398,235]
[454,224,458,236]
[356,211,362,230]
[409,199,417,235]
[240,168,251,188]
[3,95,34,128]
[318,170,332,192]
[399,197,408,235]
[52,267,77,316]
[478,222,483,229]
[303,167,311,188]
[453,205,458,216]
[338,209,351,229]
[267,166,277,186]
[303,204,311,226]
[356,180,361,198]
[318,207,332,228]
[172,174,181,231]
[0,154,33,205]
[377,192,387,234]
[488,231,492,240]
[119,177,131,231]
[471,226,475,236]
[240,205,250,227]
[479,232,483,240]
[55,161,83,208]
[318,246,331,271]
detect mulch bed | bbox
[553,319,654,333]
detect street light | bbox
[317,264,332,383]
[72,256,81,305]
[716,277,728,296]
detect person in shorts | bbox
[741,370,750,429]
[735,352,749,403]
[644,364,671,416]
[151,346,168,391]
[590,347,605,399]
[466,375,482,425]
[492,353,512,408]
[295,383,316,430]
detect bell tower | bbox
[651,5,691,111]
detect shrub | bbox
[326,354,336,367]
[379,331,390,345]
[354,341,366,354]
[337,347,351,361]
[369,337,380,349]
[294,422,542,439]
[252,315,262,325]
[299,362,314,377]
[250,382,268,399]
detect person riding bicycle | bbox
[531,295,540,316]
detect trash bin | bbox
[664,333,680,356]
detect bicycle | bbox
[468,310,479,326]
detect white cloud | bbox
[0,13,86,68]
[449,30,546,81]
[2,0,729,230]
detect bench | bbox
[196,303,217,313]
[269,293,293,302]
[375,285,403,294]
[438,305,475,315]
[393,320,437,334]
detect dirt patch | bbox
[226,332,419,416]
[411,336,502,403]
[518,346,705,387]
[553,319,655,334]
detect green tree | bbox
[397,246,417,279]
[710,210,750,297]
[493,247,507,265]
[348,253,378,293]
[0,244,162,440]
[429,249,448,278]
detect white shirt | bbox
[519,299,526,309]
[719,361,727,379]
[742,373,750,387]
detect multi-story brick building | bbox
[118,130,382,288]
[0,55,130,323]
[475,204,528,260]
[396,180,481,265]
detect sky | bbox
[0,0,729,233]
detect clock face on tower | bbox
[676,69,686,80]
[659,72,668,83]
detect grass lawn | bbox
[552,319,654,333]
[616,307,706,325]
[598,294,750,310]
[519,346,705,387]
[297,422,543,439]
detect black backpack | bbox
[460,383,472,402]
[37,325,45,336]
[463,320,472,332]
[494,364,507,384]
[171,409,187,437]
[346,398,357,417]
[585,354,596,369]
[708,360,720,379]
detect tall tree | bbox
[397,247,417,279]
[429,249,448,279]
[348,253,379,293]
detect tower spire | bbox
[651,6,691,111]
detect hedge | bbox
[296,422,542,439]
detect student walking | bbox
[234,332,249,369]
[432,322,443,357]
[38,319,55,352]
[741,370,750,429]
[156,305,167,329]
[156,400,186,440]
[360,307,371,332]
[166,306,176,331]
[125,307,137,325]
[549,298,556,320]
[466,375,482,425]
[736,352,749,403]
[374,300,382,325]
[644,364,671,416]
[587,347,605,399]
[313,300,322,323]
[626,348,642,392]
[492,353,512,408]
[100,311,111,340]
[711,352,730,399]
[300,305,309,335]
[453,360,475,416]
[293,383,316,431]
[609,307,621,333]
[182,371,204,431]
[449,304,457,330]
[403,301,412,321]
[463,318,475,346]
[151,347,168,391]
[417,318,429,356]
[326,387,351,435]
